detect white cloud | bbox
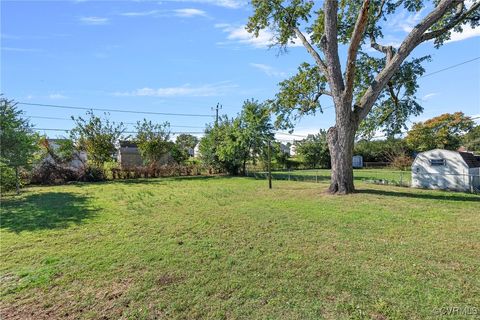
[113,82,237,97]
[447,25,480,43]
[166,0,245,9]
[120,10,160,17]
[48,93,68,99]
[79,16,109,25]
[250,63,286,77]
[422,93,437,101]
[174,8,207,17]
[216,23,303,48]
[120,8,207,18]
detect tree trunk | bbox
[15,166,20,195]
[327,122,356,195]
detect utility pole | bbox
[212,103,222,126]
[268,140,272,189]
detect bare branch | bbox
[344,0,371,105]
[369,33,395,63]
[293,27,329,75]
[421,0,480,42]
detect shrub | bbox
[30,161,81,185]
[390,155,413,171]
[81,165,105,182]
[0,164,17,194]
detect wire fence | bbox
[247,169,480,193]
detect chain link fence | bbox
[247,169,480,193]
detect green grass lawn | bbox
[1,177,479,319]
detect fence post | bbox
[316,169,318,183]
[400,171,403,186]
[288,169,291,181]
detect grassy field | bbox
[1,177,479,319]
[254,169,412,186]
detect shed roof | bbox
[459,152,480,168]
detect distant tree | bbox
[295,130,330,168]
[199,116,244,175]
[237,99,274,174]
[174,134,199,163]
[462,125,480,152]
[135,120,173,166]
[271,142,290,169]
[199,100,275,175]
[247,0,480,194]
[406,112,474,151]
[70,111,125,167]
[354,138,411,162]
[0,98,39,193]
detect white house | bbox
[411,149,480,192]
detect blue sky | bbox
[1,0,479,141]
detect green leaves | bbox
[135,120,172,166]
[405,112,475,151]
[295,130,330,168]
[271,63,327,130]
[0,98,39,169]
[70,111,126,167]
[199,99,274,175]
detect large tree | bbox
[247,0,480,194]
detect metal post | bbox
[268,140,272,189]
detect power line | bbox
[18,102,214,118]
[419,56,480,79]
[320,56,480,111]
[27,115,205,129]
[32,128,205,135]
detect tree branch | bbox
[355,0,459,123]
[421,0,480,42]
[292,27,329,75]
[369,33,395,63]
[344,0,371,105]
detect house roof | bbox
[459,152,480,168]
[119,140,138,148]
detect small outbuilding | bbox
[352,155,363,168]
[411,149,480,192]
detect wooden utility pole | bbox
[212,103,222,126]
[268,140,272,189]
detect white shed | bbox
[352,155,363,168]
[411,149,480,192]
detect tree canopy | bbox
[135,120,172,166]
[406,112,475,151]
[70,111,125,167]
[295,130,331,168]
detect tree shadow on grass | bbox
[1,192,98,233]
[356,188,480,202]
